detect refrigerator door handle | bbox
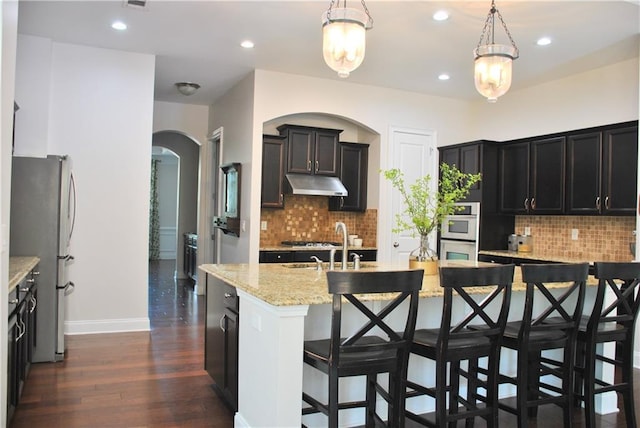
[68,172,77,243]
[63,281,75,296]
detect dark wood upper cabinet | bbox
[261,134,286,208]
[566,123,638,215]
[499,142,530,214]
[529,136,566,214]
[499,137,565,214]
[277,124,342,176]
[603,125,638,215]
[329,142,368,212]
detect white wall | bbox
[153,100,209,144]
[210,72,255,263]
[469,57,639,141]
[0,2,19,425]
[14,38,156,334]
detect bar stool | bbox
[301,269,424,428]
[573,261,640,428]
[404,264,514,427]
[498,262,588,428]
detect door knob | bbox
[393,242,399,248]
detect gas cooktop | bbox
[281,241,340,248]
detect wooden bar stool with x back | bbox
[498,262,589,428]
[573,261,640,428]
[301,269,424,428]
[404,263,515,427]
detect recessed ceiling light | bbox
[433,10,449,21]
[111,21,127,31]
[438,73,450,81]
[537,37,552,46]
[240,40,255,49]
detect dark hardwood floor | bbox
[10,260,234,427]
[10,259,640,427]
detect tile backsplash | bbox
[515,215,636,262]
[260,195,377,247]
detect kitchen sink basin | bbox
[281,262,375,270]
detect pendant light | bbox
[321,0,373,78]
[473,0,519,103]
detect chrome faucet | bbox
[335,222,348,270]
[329,248,336,270]
[351,253,362,270]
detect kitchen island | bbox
[200,262,608,428]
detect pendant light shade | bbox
[321,1,373,78]
[473,1,519,103]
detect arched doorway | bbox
[151,131,200,280]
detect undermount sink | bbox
[281,262,374,270]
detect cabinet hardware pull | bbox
[27,278,36,284]
[32,271,40,276]
[220,315,226,332]
[315,160,319,172]
[524,198,529,210]
[596,196,601,210]
[20,287,29,292]
[605,196,610,210]
[307,160,312,171]
[531,198,536,210]
[279,194,283,204]
[9,298,18,305]
[224,293,234,298]
[340,197,344,209]
[393,242,399,248]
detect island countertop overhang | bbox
[199,262,597,307]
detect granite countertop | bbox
[199,261,597,307]
[8,256,40,293]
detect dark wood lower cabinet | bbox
[205,274,238,411]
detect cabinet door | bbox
[314,130,340,176]
[566,132,602,215]
[7,313,18,423]
[329,143,368,211]
[205,274,225,391]
[261,135,286,208]
[460,144,481,192]
[603,125,638,215]
[286,128,313,174]
[440,146,460,169]
[224,308,239,411]
[499,142,530,214]
[530,136,565,214]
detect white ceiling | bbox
[17,0,640,106]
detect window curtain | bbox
[149,159,160,260]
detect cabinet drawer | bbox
[259,251,293,263]
[222,283,238,312]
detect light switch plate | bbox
[524,227,531,235]
[261,221,267,231]
[571,229,579,240]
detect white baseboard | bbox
[65,317,151,335]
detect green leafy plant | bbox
[382,163,481,260]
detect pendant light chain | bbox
[326,0,373,28]
[475,0,519,58]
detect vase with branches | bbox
[382,163,481,263]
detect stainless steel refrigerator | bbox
[10,155,76,362]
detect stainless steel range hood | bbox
[285,173,348,197]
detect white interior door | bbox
[389,128,437,264]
